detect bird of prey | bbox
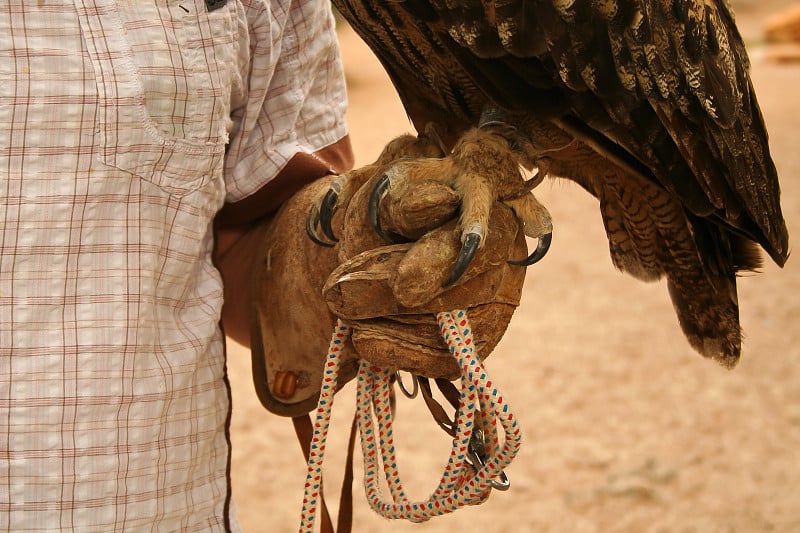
[309,0,789,368]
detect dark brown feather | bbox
[332,0,789,364]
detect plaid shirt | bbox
[0,1,348,531]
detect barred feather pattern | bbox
[546,142,744,365]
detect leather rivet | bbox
[273,370,298,399]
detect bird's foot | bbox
[367,127,553,286]
[308,125,553,285]
[306,134,443,246]
[503,193,553,267]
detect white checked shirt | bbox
[0,1,348,531]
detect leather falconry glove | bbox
[250,138,539,417]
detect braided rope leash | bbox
[298,321,350,530]
[299,310,522,532]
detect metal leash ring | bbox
[394,370,419,399]
[467,428,511,491]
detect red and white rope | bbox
[299,310,521,532]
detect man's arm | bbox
[214,136,354,347]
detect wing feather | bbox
[418,0,788,264]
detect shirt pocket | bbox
[75,0,238,196]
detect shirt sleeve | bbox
[223,0,349,203]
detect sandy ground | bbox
[227,5,800,532]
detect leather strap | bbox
[418,377,461,437]
[418,378,455,436]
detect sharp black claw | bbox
[444,232,481,288]
[369,174,393,242]
[318,189,340,242]
[508,232,552,266]
[306,206,335,247]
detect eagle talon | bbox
[508,232,552,266]
[306,205,335,247]
[318,187,341,242]
[444,231,481,287]
[369,173,394,243]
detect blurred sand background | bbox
[228,2,800,531]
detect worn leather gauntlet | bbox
[251,156,528,417]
